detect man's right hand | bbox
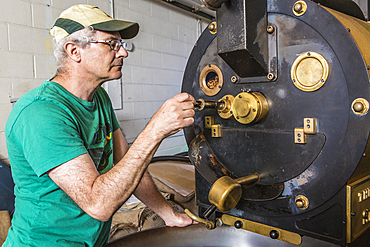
[148,93,196,140]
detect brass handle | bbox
[184,209,215,230]
[209,174,260,212]
[195,98,225,111]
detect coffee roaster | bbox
[180,0,370,246]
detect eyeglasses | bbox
[88,39,127,51]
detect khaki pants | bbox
[0,211,11,245]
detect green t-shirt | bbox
[3,81,120,247]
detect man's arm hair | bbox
[47,93,195,222]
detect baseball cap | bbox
[50,4,139,43]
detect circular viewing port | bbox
[291,52,330,92]
[199,64,223,96]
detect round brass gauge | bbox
[209,21,217,34]
[199,64,223,96]
[218,95,235,119]
[292,1,307,16]
[352,98,369,116]
[232,92,269,124]
[291,52,330,92]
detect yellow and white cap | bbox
[50,4,139,43]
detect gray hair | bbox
[53,26,96,73]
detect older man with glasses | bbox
[3,4,196,247]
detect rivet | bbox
[267,25,275,34]
[294,2,303,13]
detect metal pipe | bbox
[161,0,215,19]
[195,98,225,111]
[200,0,228,10]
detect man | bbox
[3,4,196,246]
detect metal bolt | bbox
[354,102,364,113]
[294,2,303,13]
[267,25,275,34]
[267,73,276,81]
[231,76,238,83]
[208,22,217,33]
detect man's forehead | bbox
[94,30,121,40]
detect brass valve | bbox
[195,95,234,119]
[232,92,269,124]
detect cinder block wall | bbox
[0,0,211,165]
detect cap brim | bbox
[92,20,139,39]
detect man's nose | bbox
[117,45,128,58]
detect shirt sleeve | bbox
[11,100,88,177]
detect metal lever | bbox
[195,98,225,111]
[184,209,217,230]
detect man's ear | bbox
[64,41,82,63]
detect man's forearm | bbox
[90,126,163,220]
[134,171,174,218]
